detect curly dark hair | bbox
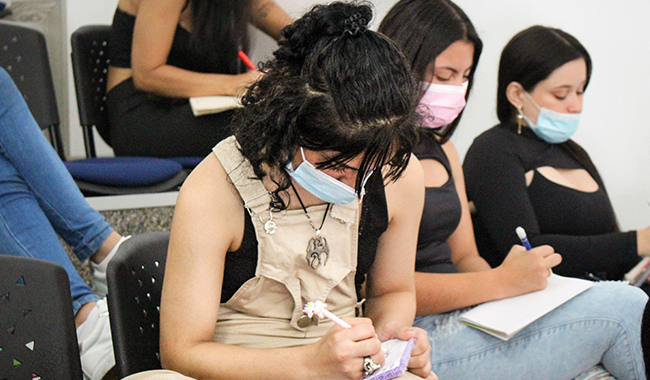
[232,1,419,208]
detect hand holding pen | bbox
[233,50,263,93]
[303,302,435,380]
[516,227,553,276]
[303,301,385,378]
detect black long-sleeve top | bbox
[463,122,639,280]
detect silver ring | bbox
[363,356,381,377]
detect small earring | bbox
[516,107,524,134]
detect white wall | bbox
[63,0,650,231]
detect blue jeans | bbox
[415,282,647,380]
[0,68,112,314]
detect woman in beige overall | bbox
[123,2,437,380]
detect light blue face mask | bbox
[286,147,357,204]
[522,93,581,144]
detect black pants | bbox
[106,78,234,157]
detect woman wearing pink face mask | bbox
[380,1,647,379]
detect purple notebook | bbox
[364,338,416,380]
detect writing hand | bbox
[376,321,437,380]
[310,317,384,380]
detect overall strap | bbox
[213,136,272,217]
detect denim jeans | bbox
[0,68,112,314]
[415,282,647,380]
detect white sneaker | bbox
[91,235,130,298]
[77,298,115,380]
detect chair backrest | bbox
[70,24,204,172]
[70,25,112,157]
[0,255,83,380]
[0,21,65,159]
[107,231,169,378]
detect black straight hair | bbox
[378,0,482,143]
[496,25,592,124]
[189,0,252,74]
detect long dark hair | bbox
[497,25,592,123]
[498,26,617,230]
[233,1,419,209]
[378,0,482,143]
[189,0,251,74]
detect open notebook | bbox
[459,274,593,340]
[189,96,242,117]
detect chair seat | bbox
[70,25,195,195]
[64,157,183,186]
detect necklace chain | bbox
[290,182,331,234]
[291,182,332,269]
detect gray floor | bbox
[63,206,175,290]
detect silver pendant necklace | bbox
[291,182,331,270]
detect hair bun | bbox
[275,2,373,65]
[343,11,368,36]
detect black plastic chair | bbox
[70,25,201,176]
[0,20,65,160]
[0,21,188,196]
[107,231,169,378]
[0,255,83,380]
[69,24,114,157]
[69,24,196,195]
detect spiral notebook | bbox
[459,274,593,341]
[364,338,415,380]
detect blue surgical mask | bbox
[286,147,357,204]
[522,93,581,144]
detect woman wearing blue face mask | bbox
[381,4,647,379]
[464,25,650,282]
[121,3,438,380]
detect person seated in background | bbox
[105,0,292,158]
[463,25,650,283]
[379,1,648,379]
[117,2,438,379]
[0,67,128,380]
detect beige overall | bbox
[124,137,422,379]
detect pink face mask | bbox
[417,81,468,129]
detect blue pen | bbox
[515,226,532,250]
[517,227,553,275]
